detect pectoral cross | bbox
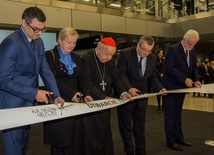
[100,80,107,91]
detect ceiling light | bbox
[82,0,90,2]
[110,4,121,7]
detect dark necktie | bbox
[139,58,143,78]
[30,40,35,52]
[185,50,188,59]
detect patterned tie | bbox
[139,58,143,78]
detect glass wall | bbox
[56,0,214,18]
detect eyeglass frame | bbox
[26,20,47,33]
[139,43,151,53]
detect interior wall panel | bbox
[126,18,147,36]
[147,21,165,37]
[164,23,173,38]
[101,14,126,33]
[1,0,214,43]
[72,10,101,31]
[172,21,193,38]
[192,16,214,35]
[38,5,71,28]
[172,16,214,40]
[0,1,32,25]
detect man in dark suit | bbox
[208,60,214,83]
[200,61,210,97]
[162,29,201,151]
[0,7,64,155]
[117,36,166,155]
[208,60,214,98]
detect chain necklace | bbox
[93,50,106,91]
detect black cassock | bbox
[73,50,126,155]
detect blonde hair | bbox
[57,27,79,45]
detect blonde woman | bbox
[44,27,92,155]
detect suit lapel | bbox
[189,50,193,69]
[17,27,38,76]
[131,49,141,79]
[34,40,42,75]
[178,43,189,68]
[18,27,36,59]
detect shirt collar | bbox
[181,41,188,53]
[137,52,147,61]
[21,26,32,42]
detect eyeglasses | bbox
[139,44,151,53]
[26,21,47,33]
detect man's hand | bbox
[185,78,194,87]
[194,81,202,87]
[128,88,141,97]
[159,88,167,95]
[121,92,132,101]
[36,90,52,104]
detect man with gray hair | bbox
[162,29,201,151]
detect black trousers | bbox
[51,146,72,155]
[117,100,147,155]
[163,93,185,145]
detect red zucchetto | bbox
[100,37,116,47]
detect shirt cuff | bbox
[120,92,127,99]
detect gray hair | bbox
[183,29,200,42]
[138,36,155,46]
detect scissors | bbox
[46,93,54,104]
[136,90,142,95]
[77,94,84,102]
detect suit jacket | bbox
[162,42,199,90]
[208,66,214,83]
[0,27,60,109]
[117,47,163,96]
[200,64,209,84]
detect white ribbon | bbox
[0,84,213,130]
